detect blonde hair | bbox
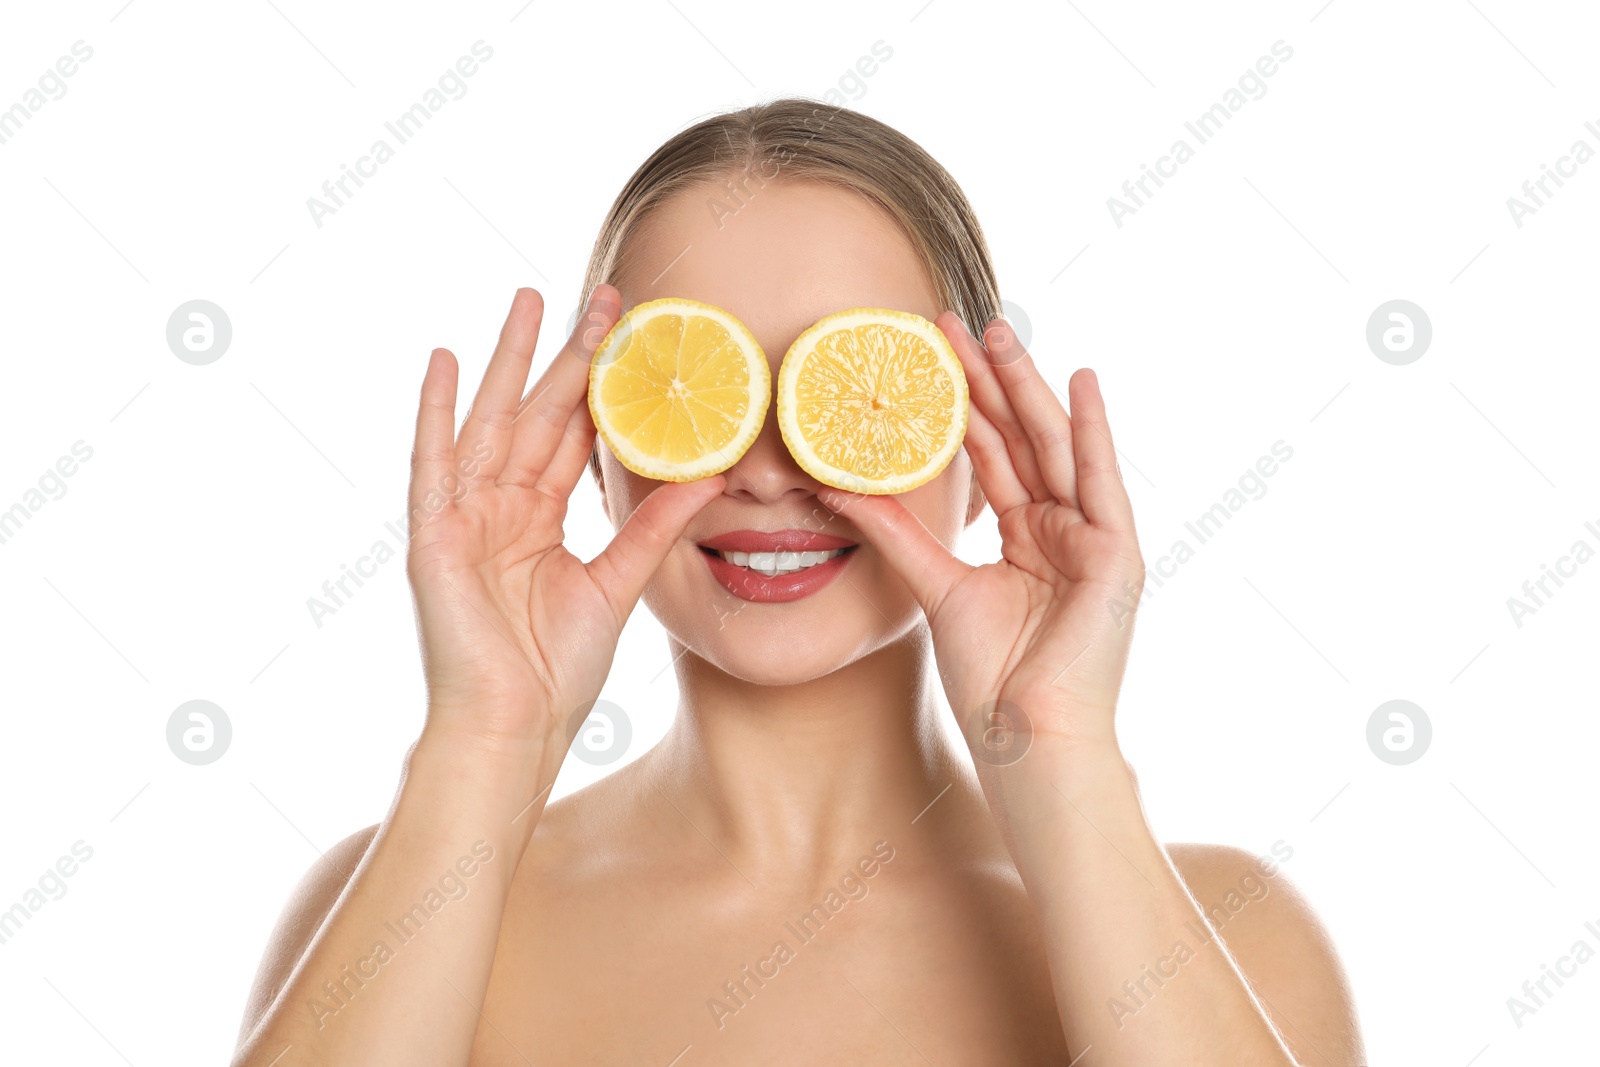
[582,97,1001,484]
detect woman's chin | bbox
[703,634,859,687]
[644,573,917,685]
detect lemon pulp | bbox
[589,298,769,482]
[777,308,967,495]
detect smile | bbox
[704,547,851,576]
[694,530,860,604]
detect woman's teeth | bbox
[714,547,848,576]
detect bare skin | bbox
[233,181,1364,1065]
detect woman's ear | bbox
[588,446,613,523]
[592,453,607,511]
[964,465,987,527]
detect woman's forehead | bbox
[614,178,943,355]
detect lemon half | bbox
[588,298,770,482]
[777,308,968,495]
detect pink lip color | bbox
[700,549,855,603]
[696,529,858,604]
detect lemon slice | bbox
[588,298,770,482]
[777,308,968,495]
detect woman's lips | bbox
[695,529,860,604]
[697,544,857,604]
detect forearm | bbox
[976,720,1298,1065]
[233,728,563,1067]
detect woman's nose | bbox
[718,386,818,506]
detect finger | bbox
[1069,368,1136,532]
[531,400,597,501]
[460,287,546,479]
[963,401,1031,515]
[814,488,971,616]
[586,475,727,625]
[409,348,460,530]
[501,285,622,486]
[937,312,1051,504]
[979,319,1081,508]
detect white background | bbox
[1,0,1596,1063]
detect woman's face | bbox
[600,178,982,685]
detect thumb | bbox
[586,475,726,624]
[816,488,970,615]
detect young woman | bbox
[232,100,1363,1065]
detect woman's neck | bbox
[645,625,970,878]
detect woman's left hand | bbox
[816,315,1145,759]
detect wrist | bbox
[971,729,1139,822]
[416,715,561,765]
[974,736,1158,897]
[418,688,573,769]
[965,692,1126,773]
[1029,733,1131,776]
[1016,731,1135,797]
[405,725,565,831]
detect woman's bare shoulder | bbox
[1165,841,1364,1064]
[236,824,381,1045]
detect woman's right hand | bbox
[405,285,724,756]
